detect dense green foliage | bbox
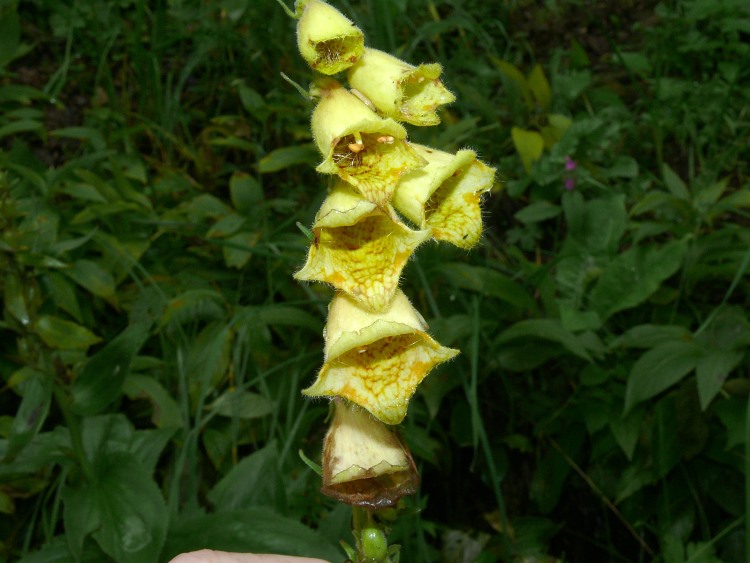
[1,0,749,561]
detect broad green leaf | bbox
[207,213,245,239]
[130,427,177,475]
[33,315,101,350]
[490,57,533,108]
[64,259,118,307]
[497,319,592,362]
[71,321,152,415]
[527,64,552,109]
[161,509,342,562]
[258,144,318,173]
[613,324,692,349]
[610,408,644,460]
[160,289,226,330]
[696,349,744,410]
[436,263,536,310]
[222,231,258,269]
[17,535,107,563]
[624,341,703,412]
[208,442,282,510]
[662,163,690,199]
[0,6,20,68]
[206,389,274,419]
[123,375,182,429]
[63,452,168,563]
[229,172,263,214]
[4,271,30,325]
[589,239,687,320]
[514,201,561,224]
[0,119,42,139]
[6,368,52,459]
[511,127,544,173]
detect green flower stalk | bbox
[295,0,365,75]
[311,79,426,206]
[348,47,456,126]
[294,180,431,312]
[321,398,419,508]
[303,290,458,425]
[393,144,495,249]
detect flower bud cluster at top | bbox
[292,0,495,509]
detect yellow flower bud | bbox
[321,398,419,508]
[295,0,365,75]
[347,48,456,126]
[311,79,426,206]
[294,181,430,312]
[303,291,459,424]
[393,144,495,249]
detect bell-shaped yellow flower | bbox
[295,0,365,75]
[303,290,459,424]
[311,79,426,206]
[347,48,456,126]
[321,398,419,508]
[294,181,430,312]
[393,144,495,249]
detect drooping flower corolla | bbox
[303,290,458,425]
[294,181,431,312]
[295,0,365,75]
[392,144,495,248]
[347,47,456,126]
[311,79,426,206]
[321,398,419,508]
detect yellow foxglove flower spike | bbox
[295,0,365,75]
[321,398,419,508]
[303,290,459,425]
[294,181,431,312]
[393,143,495,249]
[347,48,456,126]
[311,79,426,206]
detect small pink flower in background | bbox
[563,155,577,190]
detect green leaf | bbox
[206,389,274,419]
[490,57,533,109]
[161,509,343,562]
[6,368,52,460]
[229,171,264,214]
[64,259,118,307]
[610,408,643,460]
[4,271,30,325]
[497,319,592,362]
[208,442,283,510]
[33,315,101,350]
[696,349,744,410]
[662,163,690,199]
[71,321,152,415]
[63,451,168,563]
[123,375,182,429]
[514,201,561,224]
[589,239,687,320]
[0,119,44,139]
[258,144,318,173]
[624,341,703,412]
[0,6,20,68]
[207,213,246,238]
[436,263,536,310]
[222,231,258,269]
[527,64,552,109]
[613,324,692,349]
[511,127,545,173]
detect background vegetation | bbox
[1,0,749,561]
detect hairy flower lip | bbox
[311,79,426,206]
[303,291,459,424]
[347,48,456,126]
[294,181,431,312]
[295,0,365,75]
[393,144,495,249]
[321,399,419,508]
